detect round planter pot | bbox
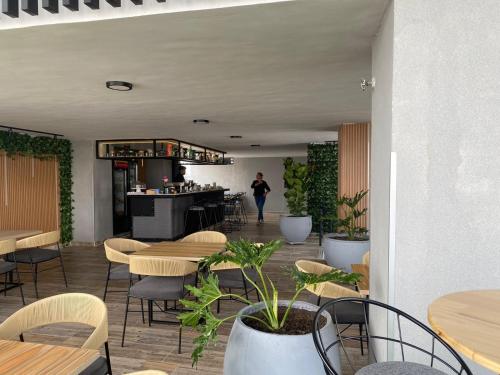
[279,215,312,244]
[223,300,341,375]
[322,235,370,272]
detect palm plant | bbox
[179,239,361,366]
[335,190,369,240]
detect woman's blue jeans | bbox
[254,195,266,221]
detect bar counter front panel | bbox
[129,189,228,240]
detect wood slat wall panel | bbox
[0,152,59,232]
[338,123,370,229]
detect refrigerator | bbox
[112,160,137,235]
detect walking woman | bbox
[251,172,271,224]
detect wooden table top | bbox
[428,290,500,373]
[0,230,42,242]
[132,241,226,261]
[0,339,100,375]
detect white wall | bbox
[370,0,393,361]
[185,156,306,214]
[371,1,500,372]
[72,140,113,244]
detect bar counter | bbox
[128,188,228,240]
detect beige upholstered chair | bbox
[295,259,367,354]
[0,293,111,373]
[122,256,198,353]
[0,239,24,305]
[10,230,66,299]
[180,231,227,243]
[103,238,150,301]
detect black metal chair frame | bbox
[215,268,260,313]
[103,262,143,302]
[121,271,197,354]
[1,251,25,305]
[312,298,473,375]
[14,242,68,299]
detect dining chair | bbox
[295,260,367,354]
[0,293,112,375]
[121,256,198,353]
[179,230,227,243]
[103,238,150,301]
[0,238,25,305]
[9,230,67,299]
[312,298,473,375]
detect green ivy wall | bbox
[307,143,338,232]
[0,130,73,244]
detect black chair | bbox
[312,298,472,375]
[0,239,25,305]
[8,230,67,299]
[184,206,208,235]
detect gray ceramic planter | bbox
[223,300,341,375]
[323,234,370,272]
[279,215,312,244]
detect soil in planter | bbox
[242,306,326,335]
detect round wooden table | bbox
[428,290,500,373]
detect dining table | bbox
[0,339,101,375]
[0,229,42,241]
[132,241,226,262]
[428,290,500,374]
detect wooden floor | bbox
[0,213,366,374]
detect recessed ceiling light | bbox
[106,81,133,91]
[230,135,242,139]
[193,119,210,125]
[250,144,261,147]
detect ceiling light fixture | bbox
[106,81,133,91]
[193,119,210,125]
[250,144,261,147]
[230,135,242,139]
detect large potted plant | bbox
[323,190,370,271]
[179,239,360,375]
[280,157,312,244]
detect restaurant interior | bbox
[1,0,499,374]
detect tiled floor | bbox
[0,213,366,374]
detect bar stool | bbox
[204,202,221,229]
[184,206,208,235]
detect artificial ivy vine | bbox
[0,130,73,244]
[307,142,338,232]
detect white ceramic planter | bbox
[279,215,312,244]
[223,300,341,375]
[322,234,370,272]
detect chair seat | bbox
[216,268,258,289]
[356,361,447,375]
[315,297,366,325]
[0,261,16,275]
[10,248,60,264]
[109,264,137,280]
[188,206,205,211]
[79,356,108,375]
[129,274,196,300]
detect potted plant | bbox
[179,239,360,375]
[280,157,312,244]
[322,190,370,271]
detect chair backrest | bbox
[362,251,370,266]
[104,238,150,264]
[0,239,16,256]
[16,230,60,250]
[130,256,198,277]
[0,293,108,350]
[312,298,473,375]
[295,260,361,299]
[351,263,369,291]
[180,231,227,243]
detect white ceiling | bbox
[0,0,388,156]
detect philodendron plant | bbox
[336,190,369,240]
[179,239,361,366]
[283,157,310,216]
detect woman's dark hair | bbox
[257,172,263,177]
[179,166,186,171]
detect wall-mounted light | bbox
[360,78,375,92]
[230,135,242,139]
[250,144,261,147]
[193,119,210,125]
[106,81,133,91]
